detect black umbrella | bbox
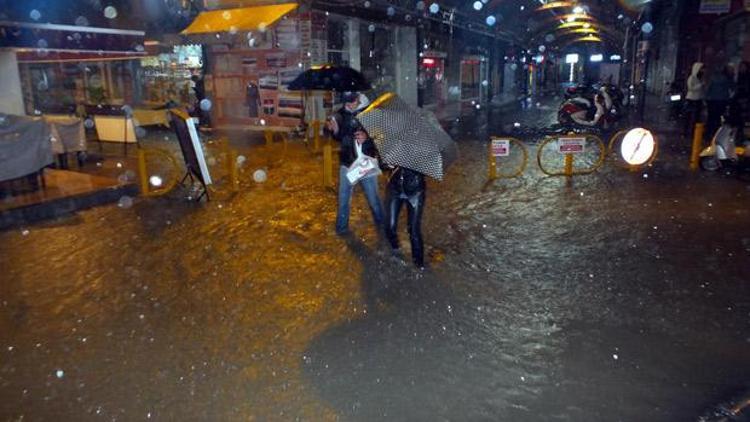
[287,64,371,92]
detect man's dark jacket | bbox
[329,107,378,167]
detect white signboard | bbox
[700,0,731,14]
[491,139,511,157]
[558,137,586,154]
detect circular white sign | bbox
[620,127,655,166]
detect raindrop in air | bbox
[486,15,496,26]
[103,6,118,19]
[236,155,247,166]
[135,127,146,138]
[259,119,266,125]
[545,34,555,42]
[416,1,425,11]
[118,196,133,209]
[481,80,488,86]
[56,370,64,379]
[84,119,95,129]
[75,16,89,26]
[539,45,546,52]
[641,22,653,34]
[149,176,163,187]
[199,99,212,111]
[253,169,267,183]
[30,10,41,21]
[387,7,395,16]
[405,14,412,21]
[37,39,48,49]
[364,0,371,7]
[473,1,483,11]
[429,3,439,13]
[368,24,375,32]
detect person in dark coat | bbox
[384,165,426,269]
[705,65,735,142]
[325,91,384,235]
[246,80,261,118]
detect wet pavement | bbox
[1,99,750,421]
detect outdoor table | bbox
[133,108,170,127]
[44,115,87,154]
[0,114,53,184]
[246,125,293,146]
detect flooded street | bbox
[2,103,750,421]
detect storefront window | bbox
[360,25,396,95]
[461,59,480,100]
[327,19,349,66]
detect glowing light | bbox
[149,176,163,187]
[590,54,603,62]
[573,5,584,14]
[621,128,656,165]
[610,54,622,61]
[565,53,579,64]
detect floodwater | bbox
[1,101,749,421]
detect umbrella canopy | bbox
[287,64,371,92]
[357,93,458,181]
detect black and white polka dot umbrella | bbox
[357,93,458,181]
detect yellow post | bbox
[564,154,574,177]
[264,130,274,147]
[137,149,149,195]
[323,144,333,186]
[488,144,497,180]
[690,122,705,171]
[228,150,239,192]
[313,120,321,152]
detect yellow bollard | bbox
[323,144,333,186]
[488,144,497,180]
[137,149,149,195]
[690,122,705,171]
[564,154,574,177]
[228,150,239,191]
[313,120,321,152]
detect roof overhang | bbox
[181,3,298,34]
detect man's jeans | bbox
[336,165,384,234]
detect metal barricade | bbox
[488,137,528,180]
[536,133,606,176]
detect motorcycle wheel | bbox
[700,156,721,171]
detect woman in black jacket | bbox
[384,166,426,269]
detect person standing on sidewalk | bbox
[685,62,706,137]
[326,91,384,236]
[705,64,735,142]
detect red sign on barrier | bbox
[558,137,585,154]
[492,139,510,157]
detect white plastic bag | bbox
[346,155,381,184]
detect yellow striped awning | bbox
[181,3,298,35]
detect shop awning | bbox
[181,3,298,35]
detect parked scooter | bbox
[558,87,619,130]
[699,109,750,171]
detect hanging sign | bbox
[558,137,586,154]
[699,0,731,14]
[491,139,511,157]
